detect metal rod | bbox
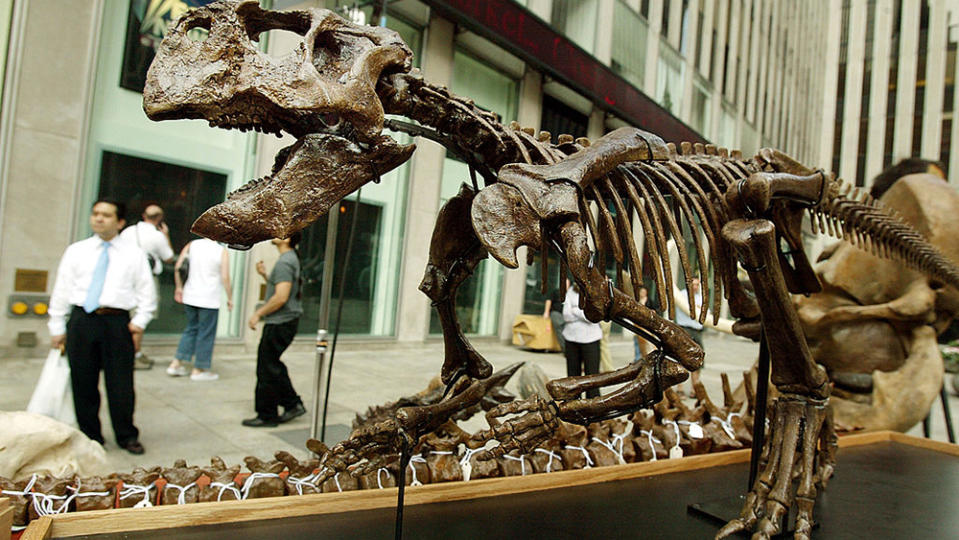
[314,207,339,442]
[395,438,409,540]
[941,384,956,443]
[748,330,770,489]
[309,329,328,442]
[320,189,363,441]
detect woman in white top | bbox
[167,238,232,381]
[562,282,602,398]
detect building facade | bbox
[0,0,872,357]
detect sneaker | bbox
[134,353,154,370]
[166,364,189,377]
[190,371,219,381]
[279,403,307,424]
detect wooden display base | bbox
[19,431,959,539]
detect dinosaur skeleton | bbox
[143,3,959,538]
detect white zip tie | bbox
[31,490,76,516]
[564,445,594,468]
[286,473,317,496]
[408,455,427,486]
[376,468,391,489]
[3,475,42,525]
[639,430,662,461]
[664,420,684,455]
[240,472,281,500]
[534,448,562,472]
[459,448,480,482]
[1,474,37,498]
[430,450,454,455]
[713,416,737,440]
[611,432,629,463]
[210,481,241,501]
[503,454,528,476]
[591,436,626,465]
[71,480,111,499]
[119,481,156,508]
[164,482,197,505]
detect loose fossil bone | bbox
[142,3,959,538]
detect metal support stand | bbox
[749,331,771,488]
[941,384,956,443]
[687,331,808,533]
[394,433,410,540]
[310,329,329,443]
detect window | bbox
[552,0,599,53]
[97,151,227,334]
[428,50,517,336]
[612,1,649,89]
[657,43,685,114]
[691,77,711,134]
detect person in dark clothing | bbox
[242,233,306,427]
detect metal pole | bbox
[309,329,329,442]
[310,210,339,443]
[748,330,770,489]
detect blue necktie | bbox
[83,242,110,313]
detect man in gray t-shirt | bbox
[263,249,302,324]
[242,234,306,427]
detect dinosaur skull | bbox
[143,0,415,246]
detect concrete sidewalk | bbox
[1,331,955,475]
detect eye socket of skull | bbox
[184,15,211,41]
[236,1,312,42]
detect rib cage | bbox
[570,145,959,325]
[382,73,959,318]
[580,145,757,324]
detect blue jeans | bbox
[175,305,219,370]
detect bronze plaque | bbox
[14,269,48,292]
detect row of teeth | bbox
[227,174,274,198]
[208,114,285,137]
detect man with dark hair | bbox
[48,199,156,454]
[869,157,945,200]
[120,203,175,370]
[242,233,306,427]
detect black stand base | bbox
[687,494,817,537]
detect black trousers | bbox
[564,340,601,399]
[255,318,302,420]
[65,306,138,445]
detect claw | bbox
[471,396,559,460]
[719,395,834,539]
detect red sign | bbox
[422,0,706,144]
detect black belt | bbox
[74,306,129,317]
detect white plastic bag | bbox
[26,349,77,426]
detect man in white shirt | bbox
[120,204,173,370]
[120,204,174,275]
[49,199,157,455]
